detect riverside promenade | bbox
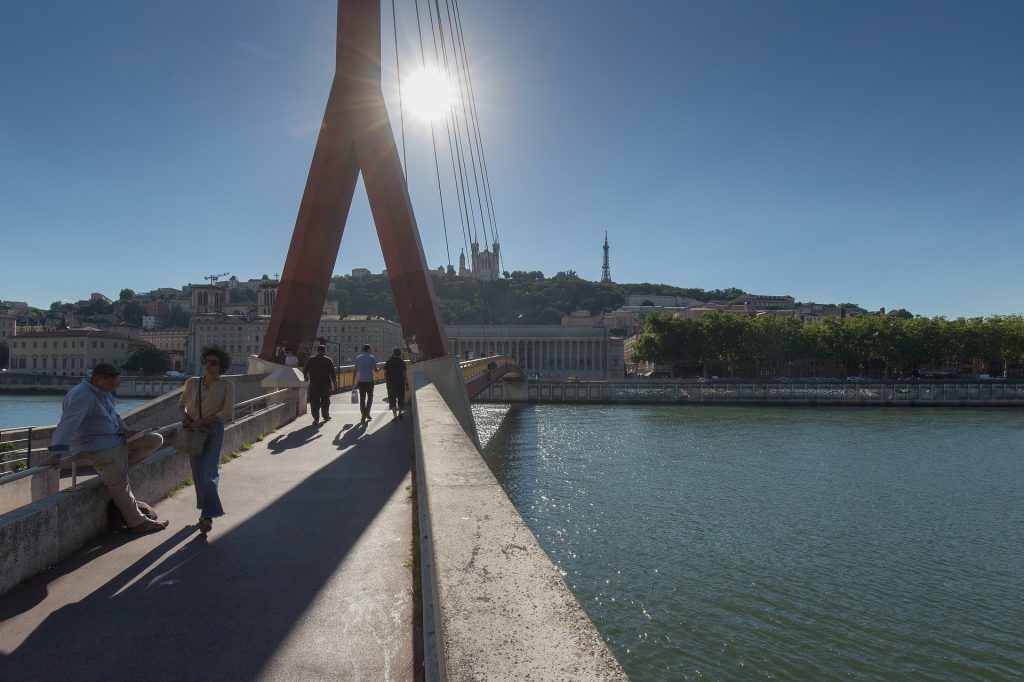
[0,400,416,681]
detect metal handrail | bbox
[0,426,36,475]
[335,362,388,392]
[0,389,290,489]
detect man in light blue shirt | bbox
[42,364,168,533]
[354,344,377,421]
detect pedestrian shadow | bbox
[0,424,412,680]
[0,527,192,622]
[266,423,323,454]
[333,420,368,449]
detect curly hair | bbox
[200,345,232,373]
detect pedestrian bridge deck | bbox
[0,401,416,680]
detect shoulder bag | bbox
[172,378,209,457]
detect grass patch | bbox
[409,454,424,673]
[168,478,194,496]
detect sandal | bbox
[198,517,213,534]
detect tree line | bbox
[631,312,1024,379]
[330,271,745,325]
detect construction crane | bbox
[205,272,230,285]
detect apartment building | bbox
[8,329,133,376]
[188,313,403,373]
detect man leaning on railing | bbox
[37,363,169,533]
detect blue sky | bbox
[1,1,1021,319]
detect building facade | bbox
[8,329,133,375]
[0,315,16,342]
[446,324,623,379]
[326,315,404,363]
[188,313,403,373]
[140,326,189,372]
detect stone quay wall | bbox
[474,379,1024,406]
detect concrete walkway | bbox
[0,400,416,681]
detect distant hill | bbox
[329,271,746,325]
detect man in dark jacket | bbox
[303,345,338,425]
[383,348,408,420]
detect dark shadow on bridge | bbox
[0,530,192,623]
[265,422,323,454]
[0,423,411,680]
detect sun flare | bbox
[404,69,453,121]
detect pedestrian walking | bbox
[179,345,235,535]
[384,348,408,420]
[303,344,338,425]
[354,344,377,420]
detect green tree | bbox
[119,288,135,302]
[121,301,146,325]
[169,306,190,327]
[123,348,170,375]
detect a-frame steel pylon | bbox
[260,0,448,362]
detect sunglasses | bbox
[203,360,221,366]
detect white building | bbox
[188,313,403,373]
[8,329,134,376]
[446,324,623,379]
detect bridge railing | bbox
[0,427,39,474]
[334,362,389,392]
[0,388,290,508]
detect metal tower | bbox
[258,0,447,363]
[601,231,612,283]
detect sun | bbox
[404,69,454,121]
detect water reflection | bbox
[473,403,1024,681]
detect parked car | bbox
[164,370,188,379]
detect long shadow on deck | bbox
[0,421,410,680]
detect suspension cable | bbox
[450,0,503,270]
[413,0,453,268]
[437,0,490,253]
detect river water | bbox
[474,404,1023,680]
[0,394,152,430]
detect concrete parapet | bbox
[413,379,627,681]
[0,398,294,597]
[414,356,479,448]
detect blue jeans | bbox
[190,421,225,518]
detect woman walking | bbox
[179,345,234,535]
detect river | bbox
[474,404,1023,680]
[0,394,152,430]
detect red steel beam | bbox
[260,0,448,362]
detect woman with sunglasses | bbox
[178,345,235,535]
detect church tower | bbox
[601,231,612,283]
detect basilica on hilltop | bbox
[458,241,500,281]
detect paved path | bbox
[0,400,416,681]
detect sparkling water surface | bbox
[475,404,1023,681]
[0,394,152,430]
